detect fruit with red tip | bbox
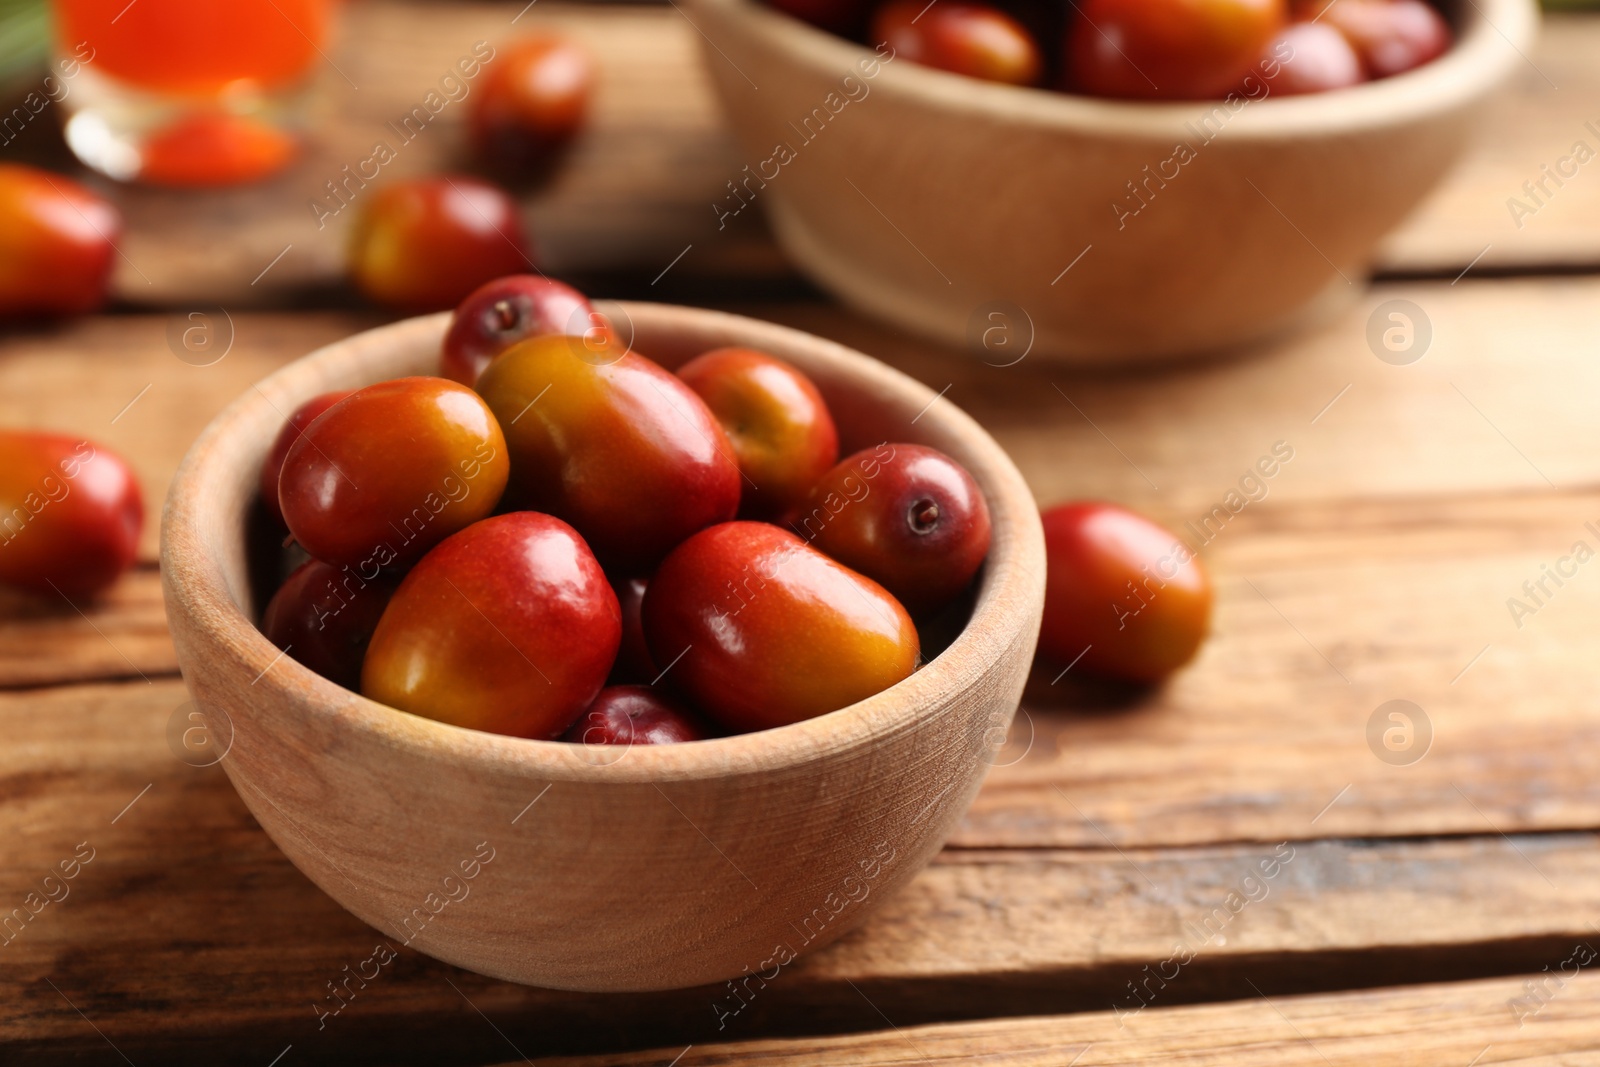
[1067,0,1286,100]
[872,0,1043,86]
[259,390,353,525]
[1311,0,1450,78]
[0,432,142,598]
[475,333,740,573]
[348,176,533,312]
[1038,502,1212,683]
[1256,23,1365,95]
[796,444,990,614]
[261,559,397,690]
[439,274,594,386]
[675,347,839,517]
[362,512,620,738]
[0,165,120,318]
[278,377,508,570]
[470,36,593,173]
[643,521,919,732]
[610,576,658,683]
[561,685,709,746]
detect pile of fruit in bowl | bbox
[255,274,997,746]
[773,0,1453,98]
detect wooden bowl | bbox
[160,303,1044,992]
[686,0,1537,363]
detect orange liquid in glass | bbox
[54,0,329,94]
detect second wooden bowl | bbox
[161,303,1045,992]
[687,0,1537,363]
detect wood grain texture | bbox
[23,3,1590,309]
[526,973,1600,1066]
[0,565,175,688]
[4,677,1597,1062]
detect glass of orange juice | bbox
[51,0,333,186]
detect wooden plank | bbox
[0,311,376,562]
[0,565,175,688]
[528,973,1600,1066]
[4,678,1598,1062]
[6,281,1600,840]
[7,5,1591,305]
[1380,17,1600,273]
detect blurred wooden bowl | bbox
[686,0,1537,363]
[161,302,1044,992]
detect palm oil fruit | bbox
[259,390,354,526]
[278,377,508,571]
[643,521,920,733]
[561,685,710,746]
[362,512,621,738]
[797,443,991,614]
[261,558,397,690]
[1039,501,1212,683]
[474,332,741,573]
[676,346,839,518]
[0,431,142,598]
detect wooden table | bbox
[5,4,1600,1064]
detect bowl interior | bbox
[164,302,1044,786]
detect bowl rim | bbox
[687,0,1539,140]
[161,302,1044,786]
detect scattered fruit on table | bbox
[277,376,509,569]
[259,390,353,526]
[796,443,991,615]
[470,35,594,174]
[475,331,741,573]
[362,512,620,738]
[677,346,840,517]
[643,522,921,733]
[439,274,594,386]
[561,685,711,745]
[1038,501,1213,684]
[0,431,142,598]
[256,278,995,746]
[769,0,1453,96]
[261,559,396,691]
[0,165,119,319]
[870,0,1043,86]
[347,176,533,312]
